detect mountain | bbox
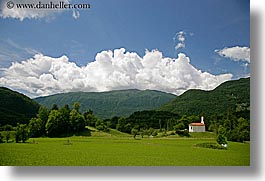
[0,87,40,126]
[35,89,176,119]
[158,77,250,116]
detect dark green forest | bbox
[0,87,40,126]
[159,77,250,117]
[35,89,176,119]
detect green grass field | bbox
[0,134,250,166]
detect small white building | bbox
[189,116,205,132]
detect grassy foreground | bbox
[0,136,249,166]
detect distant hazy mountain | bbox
[0,87,40,126]
[159,77,250,116]
[35,89,176,119]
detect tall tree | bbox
[15,124,29,143]
[64,104,70,111]
[5,131,10,143]
[73,102,80,112]
[131,127,138,139]
[51,104,59,110]
[84,110,98,127]
[116,117,126,132]
[45,110,66,137]
[28,118,43,137]
[60,105,71,136]
[70,109,86,132]
[36,106,50,136]
[37,106,49,122]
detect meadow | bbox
[0,133,250,166]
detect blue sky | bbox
[0,0,250,97]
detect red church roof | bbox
[189,123,205,126]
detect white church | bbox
[189,116,206,132]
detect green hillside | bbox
[159,77,250,116]
[0,87,40,126]
[35,89,176,119]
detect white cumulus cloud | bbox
[173,31,186,50]
[173,31,193,51]
[176,31,185,42]
[215,46,250,63]
[72,10,80,19]
[0,0,72,21]
[0,48,233,97]
[175,43,185,50]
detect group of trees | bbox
[104,112,202,139]
[105,110,180,134]
[28,102,100,138]
[130,127,158,139]
[0,124,29,143]
[172,106,250,143]
[102,106,249,143]
[0,124,13,143]
[207,105,250,143]
[15,124,29,143]
[0,102,102,143]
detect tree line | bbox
[0,102,104,143]
[103,104,250,143]
[0,101,250,143]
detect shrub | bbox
[176,129,190,137]
[104,127,110,133]
[195,142,227,150]
[216,126,227,145]
[152,130,158,136]
[160,132,167,137]
[96,125,104,131]
[169,132,176,135]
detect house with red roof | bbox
[189,116,205,132]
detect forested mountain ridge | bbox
[158,77,250,117]
[35,89,176,119]
[0,87,40,126]
[1,77,249,129]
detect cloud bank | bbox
[215,46,250,63]
[0,48,233,97]
[0,0,73,21]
